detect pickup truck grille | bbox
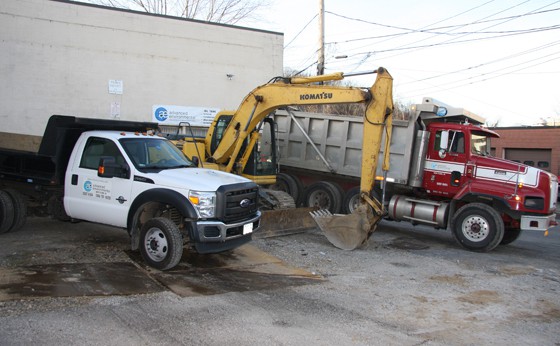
[216,183,259,223]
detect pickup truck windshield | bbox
[120,137,195,171]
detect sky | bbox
[244,0,560,127]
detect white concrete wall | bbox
[0,0,283,137]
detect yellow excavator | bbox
[180,67,394,250]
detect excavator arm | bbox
[203,68,394,250]
[208,72,369,170]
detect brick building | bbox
[490,126,560,177]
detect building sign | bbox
[108,80,123,95]
[152,105,219,127]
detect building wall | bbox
[0,0,283,149]
[491,127,560,177]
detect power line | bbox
[284,14,318,49]
[400,39,560,85]
[333,1,560,69]
[323,7,560,45]
[401,52,560,96]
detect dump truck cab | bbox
[419,101,558,233]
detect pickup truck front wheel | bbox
[140,218,183,270]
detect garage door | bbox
[504,148,552,172]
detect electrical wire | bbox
[284,14,318,49]
[323,5,560,44]
[326,1,559,72]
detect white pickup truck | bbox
[0,115,261,270]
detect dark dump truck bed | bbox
[0,115,157,186]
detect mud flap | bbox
[254,207,319,239]
[310,204,381,250]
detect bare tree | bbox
[485,119,501,128]
[75,0,269,24]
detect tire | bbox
[343,187,361,214]
[500,228,521,245]
[0,190,15,234]
[140,217,183,270]
[451,203,504,252]
[302,181,344,214]
[4,189,27,232]
[270,173,303,206]
[48,195,70,221]
[342,187,381,214]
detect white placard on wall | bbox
[152,105,219,127]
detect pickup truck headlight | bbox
[188,191,216,218]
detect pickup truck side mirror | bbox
[192,156,200,167]
[98,156,129,179]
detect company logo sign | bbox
[239,198,251,208]
[299,92,333,101]
[154,107,169,122]
[83,180,93,192]
[152,105,219,126]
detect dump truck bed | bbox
[273,110,417,185]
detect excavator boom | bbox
[208,75,369,171]
[185,68,394,250]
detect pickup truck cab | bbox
[0,116,261,270]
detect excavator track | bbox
[262,189,296,209]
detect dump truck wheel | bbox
[270,173,303,206]
[303,181,343,214]
[140,217,183,270]
[4,189,27,232]
[451,203,504,252]
[0,190,15,234]
[343,187,361,214]
[500,228,521,245]
[343,187,381,214]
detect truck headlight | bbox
[188,191,216,218]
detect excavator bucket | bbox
[310,204,381,250]
[255,207,319,239]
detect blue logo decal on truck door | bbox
[84,181,92,192]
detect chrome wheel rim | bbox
[461,215,490,242]
[144,227,168,262]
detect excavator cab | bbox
[207,114,278,185]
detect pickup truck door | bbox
[64,136,133,227]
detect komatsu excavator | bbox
[181,67,394,250]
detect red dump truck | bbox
[271,98,558,251]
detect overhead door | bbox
[504,148,552,172]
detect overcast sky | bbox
[248,0,560,126]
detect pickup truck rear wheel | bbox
[451,203,504,252]
[0,190,15,234]
[140,217,183,270]
[5,189,27,232]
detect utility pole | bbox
[317,0,325,76]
